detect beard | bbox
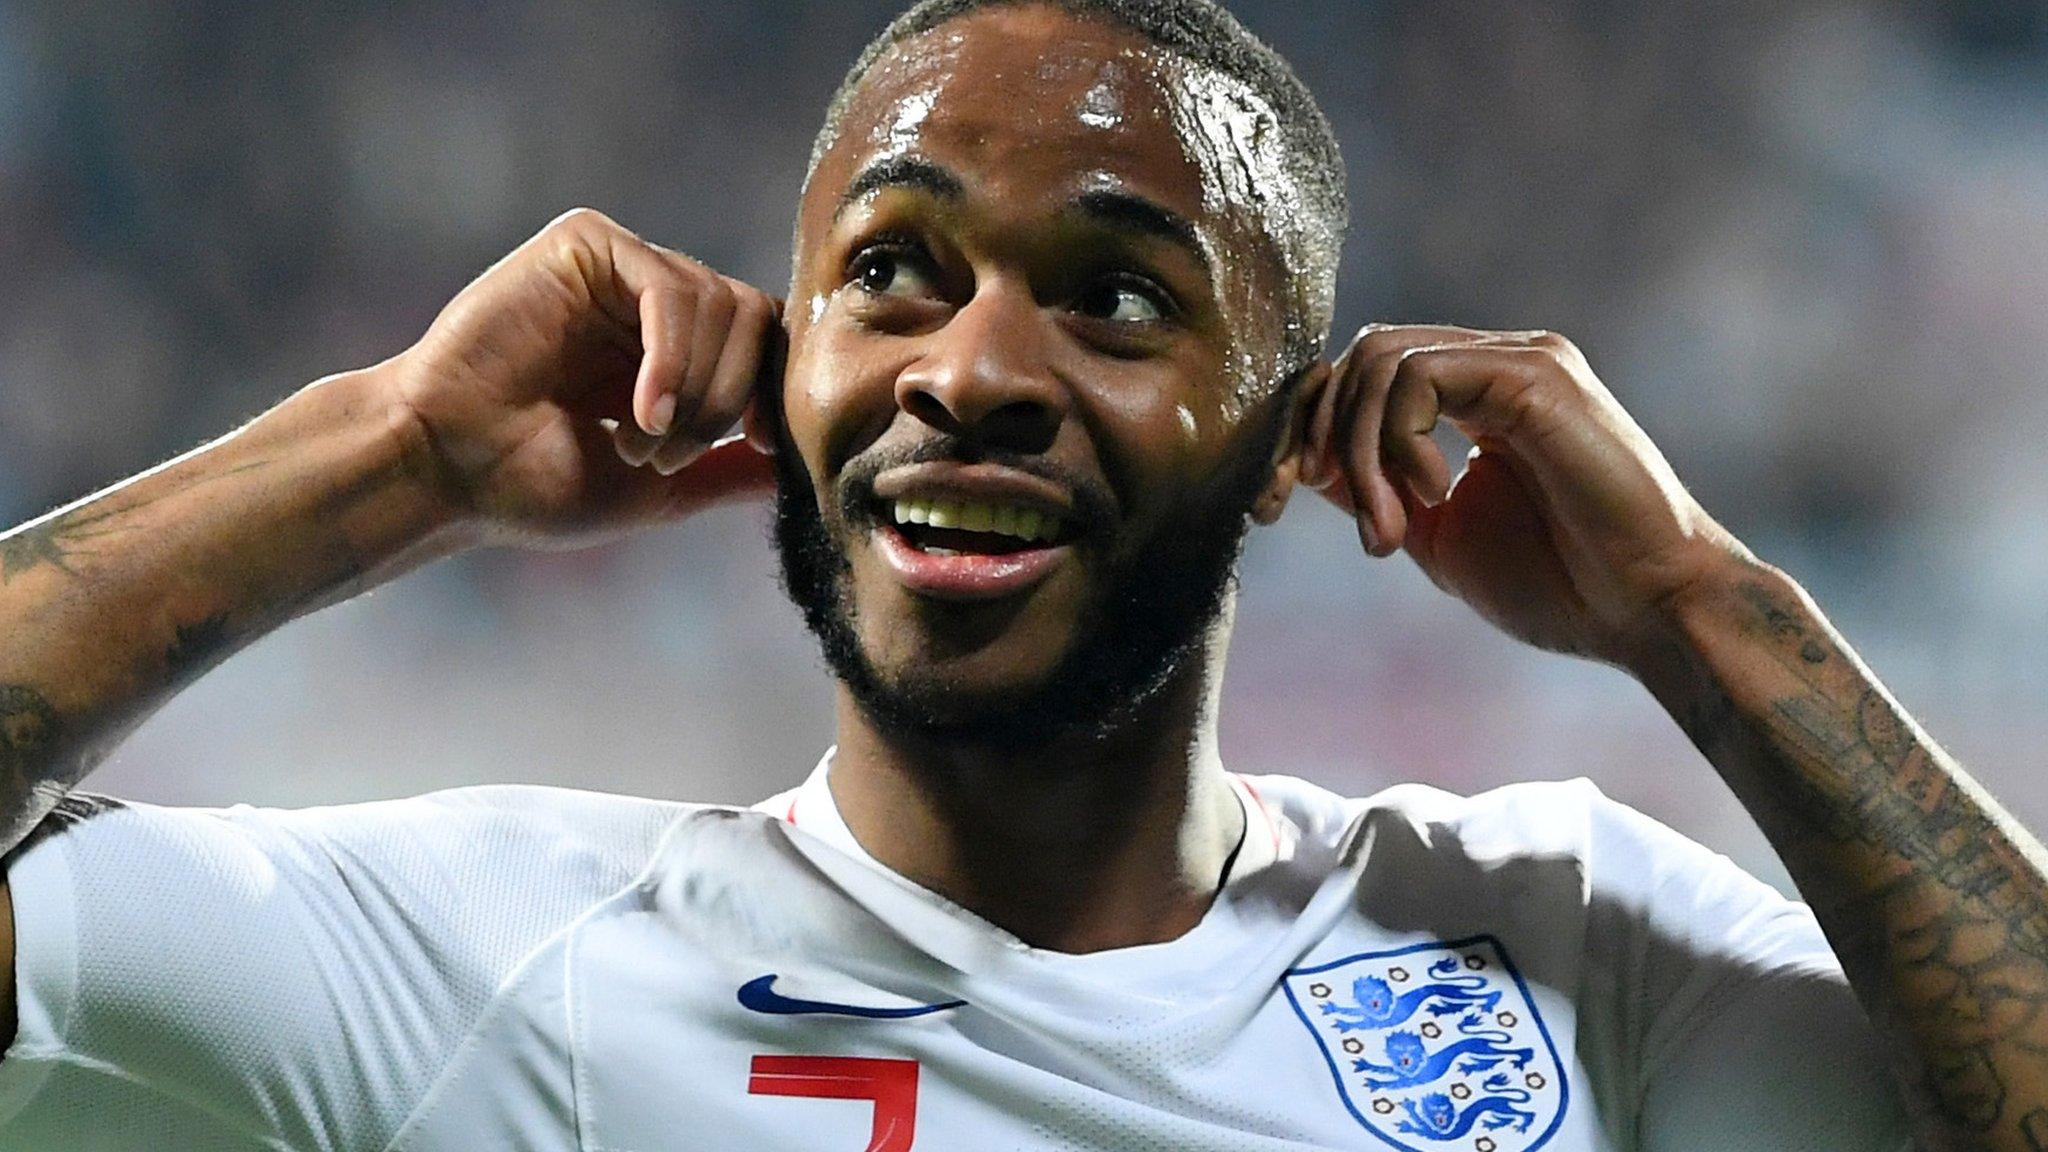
[772,404,1285,754]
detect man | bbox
[0,0,2038,1148]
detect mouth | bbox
[857,461,1102,603]
[883,496,1073,556]
[866,495,1082,603]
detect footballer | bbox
[0,1,2041,1148]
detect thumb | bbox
[662,435,778,517]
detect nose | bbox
[894,280,1066,454]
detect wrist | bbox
[1619,550,1792,692]
[264,361,481,576]
[356,356,483,553]
[1621,552,1824,758]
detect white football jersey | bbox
[0,755,1907,1151]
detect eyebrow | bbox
[834,155,965,220]
[832,155,1212,278]
[1069,188,1211,275]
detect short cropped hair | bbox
[804,0,1349,388]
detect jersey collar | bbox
[778,747,1284,888]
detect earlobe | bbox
[1251,360,1333,526]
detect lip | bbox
[872,522,1072,602]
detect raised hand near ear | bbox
[388,208,782,550]
[1300,323,1751,667]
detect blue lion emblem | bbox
[1398,1074,1539,1138]
[1318,957,1504,1033]
[1352,1014,1536,1090]
[1283,936,1569,1152]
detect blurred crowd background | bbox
[3,0,2045,891]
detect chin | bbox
[856,601,1081,706]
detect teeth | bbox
[888,498,1063,543]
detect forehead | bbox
[808,6,1275,244]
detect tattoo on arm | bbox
[163,613,235,683]
[1,506,123,582]
[1680,575,2048,1146]
[0,460,269,585]
[0,685,61,810]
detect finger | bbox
[1390,431,1454,508]
[1397,471,1449,585]
[1384,341,1498,508]
[1389,342,1655,532]
[627,282,690,436]
[1393,338,1573,442]
[1300,359,1341,491]
[677,274,737,430]
[611,416,664,467]
[1337,346,1407,555]
[596,233,701,437]
[692,281,776,443]
[662,436,779,515]
[1335,324,1498,553]
[742,395,777,456]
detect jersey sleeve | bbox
[0,786,682,1152]
[1573,784,1911,1150]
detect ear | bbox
[1251,359,1332,526]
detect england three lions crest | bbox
[1283,936,1568,1152]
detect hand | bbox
[386,208,781,549]
[1300,324,1752,667]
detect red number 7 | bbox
[748,1055,921,1152]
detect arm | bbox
[1636,558,2048,1148]
[0,365,457,847]
[1298,323,2037,1149]
[0,207,778,1042]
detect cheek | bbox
[782,323,903,480]
[1068,358,1228,484]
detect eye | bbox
[1073,276,1170,324]
[847,243,939,300]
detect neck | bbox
[826,649,1243,954]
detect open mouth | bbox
[882,497,1072,556]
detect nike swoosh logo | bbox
[737,974,966,1019]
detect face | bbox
[774,5,1311,747]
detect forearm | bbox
[0,362,465,848]
[1636,560,2048,1150]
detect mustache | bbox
[833,436,1119,536]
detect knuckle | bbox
[1492,367,1571,438]
[701,278,737,318]
[672,251,716,283]
[733,286,773,324]
[549,206,614,236]
[1354,324,1413,362]
[1388,342,1441,382]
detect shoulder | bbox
[1243,773,1781,921]
[1243,771,1617,861]
[0,787,718,1151]
[15,783,698,884]
[255,783,699,873]
[6,784,714,992]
